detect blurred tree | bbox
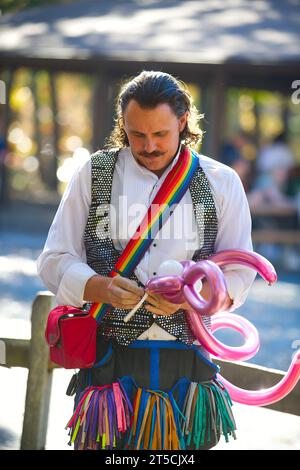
[0,0,75,14]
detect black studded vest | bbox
[83,148,218,346]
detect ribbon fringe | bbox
[126,388,182,450]
[66,379,236,450]
[182,379,237,448]
[66,381,132,450]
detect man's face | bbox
[123,99,188,176]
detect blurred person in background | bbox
[247,131,299,271]
[247,131,296,212]
[220,133,252,192]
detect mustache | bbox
[138,151,165,158]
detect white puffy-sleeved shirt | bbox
[37,146,257,340]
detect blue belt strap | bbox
[150,347,160,389]
[129,339,219,373]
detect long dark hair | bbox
[105,71,204,149]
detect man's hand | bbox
[144,279,233,316]
[145,293,186,316]
[83,274,144,309]
[107,276,145,309]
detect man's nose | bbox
[144,138,156,154]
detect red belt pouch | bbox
[45,305,97,369]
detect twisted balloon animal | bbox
[145,250,300,406]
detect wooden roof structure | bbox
[0,0,299,159]
[0,0,299,68]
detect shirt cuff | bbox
[56,262,97,307]
[223,270,256,312]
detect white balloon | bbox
[157,260,184,276]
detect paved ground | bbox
[0,228,300,450]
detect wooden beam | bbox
[0,338,30,368]
[252,229,300,244]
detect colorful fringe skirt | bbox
[66,336,236,450]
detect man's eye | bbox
[156,132,167,137]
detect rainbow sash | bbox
[90,146,199,322]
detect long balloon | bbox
[185,250,277,360]
[209,249,277,285]
[187,311,260,361]
[146,249,300,406]
[217,350,300,406]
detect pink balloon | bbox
[186,249,277,359]
[145,275,183,295]
[182,260,228,316]
[162,291,186,304]
[163,261,196,304]
[146,277,187,304]
[180,260,196,271]
[145,249,300,407]
[146,259,229,315]
[209,249,277,285]
[217,350,300,406]
[184,250,300,406]
[186,312,260,361]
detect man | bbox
[37,71,256,450]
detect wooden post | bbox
[199,85,211,156]
[205,70,227,160]
[20,292,54,450]
[92,73,115,151]
[49,71,59,192]
[0,67,13,206]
